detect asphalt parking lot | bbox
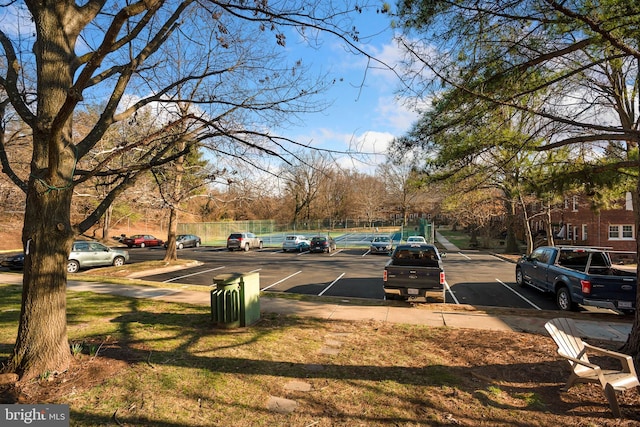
[0,232,629,315]
[127,242,627,316]
[136,245,391,300]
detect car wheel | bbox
[195,242,200,247]
[177,243,184,250]
[515,267,525,287]
[556,286,575,311]
[140,242,145,248]
[244,243,250,252]
[112,256,125,267]
[228,248,233,251]
[258,241,263,249]
[67,260,80,274]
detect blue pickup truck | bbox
[515,246,637,312]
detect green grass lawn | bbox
[0,283,462,426]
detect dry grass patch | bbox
[1,284,640,426]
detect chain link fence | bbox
[178,220,434,247]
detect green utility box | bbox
[211,272,260,328]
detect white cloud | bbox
[375,95,420,132]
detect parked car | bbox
[122,234,164,248]
[1,252,25,270]
[164,234,201,249]
[67,240,130,273]
[282,235,310,252]
[227,232,263,251]
[309,235,337,253]
[370,236,393,254]
[406,236,427,244]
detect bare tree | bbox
[0,0,382,381]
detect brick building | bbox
[529,193,636,251]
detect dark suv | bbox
[309,235,337,253]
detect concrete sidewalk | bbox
[0,272,633,344]
[63,279,633,342]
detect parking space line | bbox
[318,272,345,296]
[329,249,343,257]
[496,279,542,310]
[362,250,371,257]
[261,270,302,291]
[162,266,225,283]
[444,280,459,304]
[457,252,471,260]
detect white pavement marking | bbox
[162,266,225,283]
[329,249,343,257]
[457,252,471,260]
[362,250,371,257]
[261,271,302,291]
[318,273,345,296]
[496,279,542,310]
[444,280,460,304]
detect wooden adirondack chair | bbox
[545,317,640,418]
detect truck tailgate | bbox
[384,265,444,290]
[584,273,637,309]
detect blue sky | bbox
[0,4,419,174]
[276,8,419,172]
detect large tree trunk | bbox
[7,2,81,381]
[10,179,75,381]
[621,178,640,356]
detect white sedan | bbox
[406,236,427,244]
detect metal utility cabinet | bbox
[211,272,261,328]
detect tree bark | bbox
[165,206,179,261]
[621,177,640,356]
[503,197,520,253]
[10,178,74,380]
[7,2,80,380]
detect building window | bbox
[572,196,578,212]
[609,225,634,240]
[582,224,588,241]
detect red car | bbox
[122,234,164,248]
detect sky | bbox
[274,8,420,173]
[0,3,421,175]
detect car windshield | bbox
[373,237,389,242]
[285,236,297,241]
[312,237,326,242]
[229,234,242,239]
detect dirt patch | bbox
[1,342,131,404]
